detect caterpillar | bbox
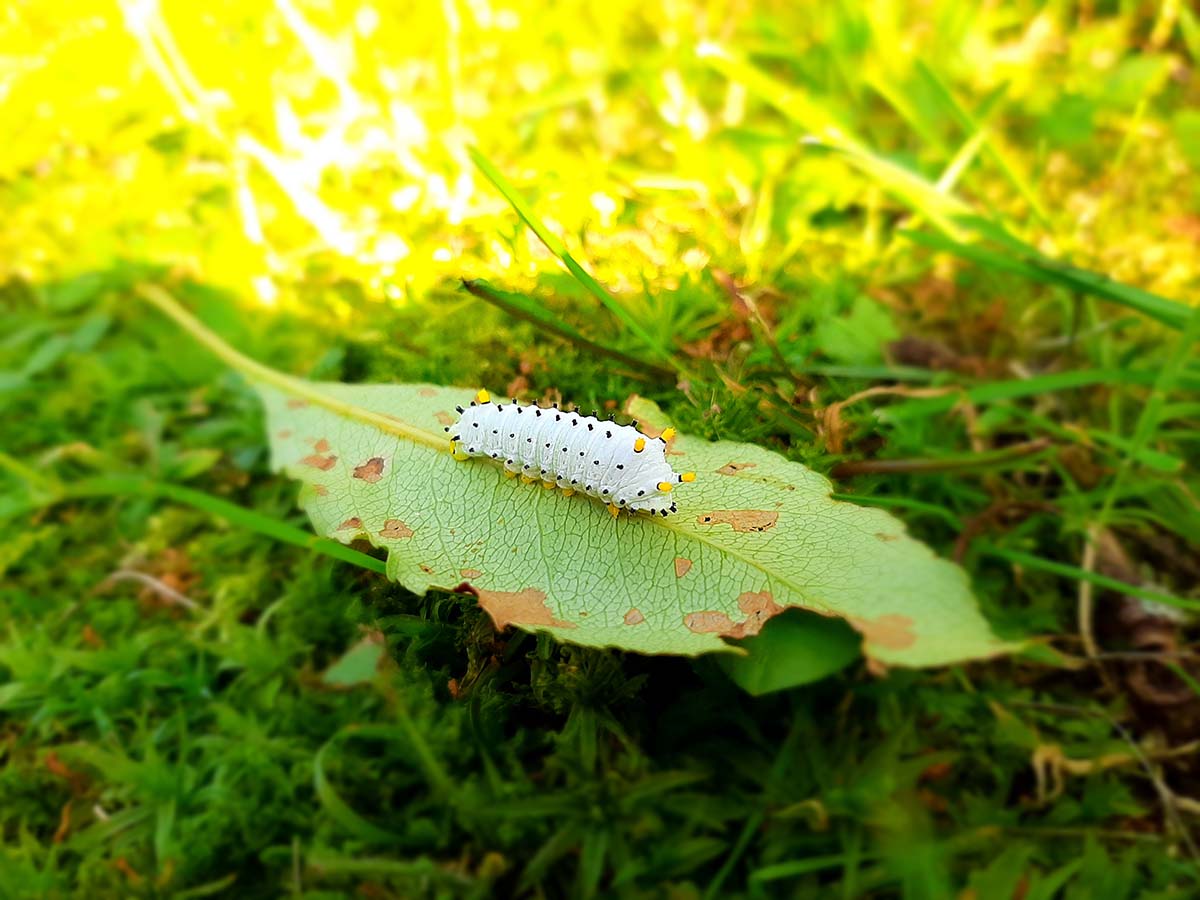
[445,390,695,517]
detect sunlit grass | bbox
[4,0,1197,317]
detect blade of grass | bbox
[467,146,678,370]
[913,61,1051,225]
[979,544,1200,613]
[40,476,387,575]
[304,854,465,882]
[460,279,673,380]
[794,363,941,382]
[879,368,1200,424]
[903,228,1194,331]
[312,731,405,843]
[934,131,987,194]
[697,42,848,137]
[831,439,1051,477]
[752,853,880,883]
[1182,6,1200,63]
[1096,303,1200,525]
[699,44,973,237]
[804,140,972,239]
[707,50,1191,335]
[1000,405,1184,473]
[829,493,964,530]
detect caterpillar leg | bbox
[607,503,620,518]
[449,439,470,461]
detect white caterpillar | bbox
[446,390,695,517]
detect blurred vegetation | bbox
[2,0,1200,896]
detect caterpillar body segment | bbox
[446,394,694,516]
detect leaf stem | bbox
[137,284,445,451]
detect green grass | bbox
[2,0,1200,896]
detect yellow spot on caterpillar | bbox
[476,389,491,403]
[448,439,456,455]
[561,488,575,497]
[661,427,676,441]
[681,472,696,482]
[657,481,673,493]
[503,469,517,479]
[520,475,535,484]
[541,480,556,489]
[634,438,646,452]
[607,503,620,518]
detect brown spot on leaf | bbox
[696,510,779,533]
[379,519,414,540]
[337,517,363,530]
[716,461,756,476]
[435,411,455,426]
[684,591,784,638]
[875,532,899,542]
[353,457,385,483]
[277,430,292,439]
[287,398,308,409]
[460,568,482,578]
[684,611,736,634]
[674,557,693,578]
[849,614,916,651]
[473,587,576,631]
[732,591,784,637]
[301,454,337,471]
[313,484,329,497]
[624,608,646,625]
[419,387,437,397]
[420,564,434,574]
[314,438,331,453]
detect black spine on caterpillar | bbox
[450,390,694,515]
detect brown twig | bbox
[95,570,200,611]
[819,384,959,454]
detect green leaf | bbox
[813,294,898,365]
[719,609,861,694]
[322,636,385,687]
[143,286,1016,668]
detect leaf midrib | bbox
[142,285,865,615]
